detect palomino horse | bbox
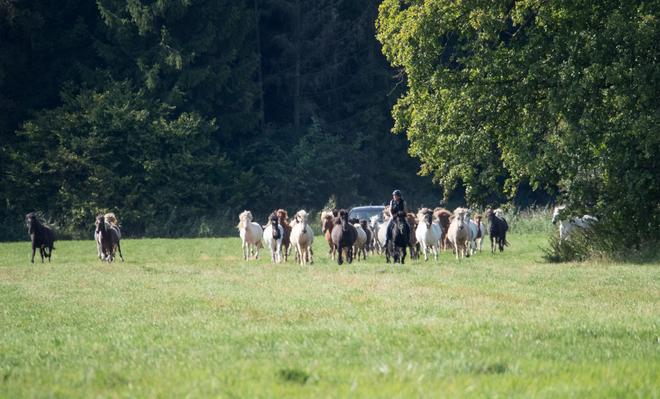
[26,213,55,263]
[387,211,411,264]
[237,211,264,260]
[447,208,470,260]
[321,210,336,259]
[331,209,357,265]
[263,212,284,263]
[415,208,440,261]
[276,209,292,261]
[290,210,314,265]
[486,209,509,253]
[552,206,597,241]
[95,214,123,263]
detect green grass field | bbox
[1,235,659,397]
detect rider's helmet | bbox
[392,189,402,197]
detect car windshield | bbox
[349,208,385,222]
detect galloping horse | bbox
[552,206,597,241]
[321,210,336,259]
[290,210,314,265]
[331,209,357,265]
[26,213,55,263]
[486,209,509,253]
[276,209,292,261]
[415,208,440,261]
[95,213,123,261]
[433,208,452,251]
[263,212,284,263]
[95,214,123,263]
[447,208,470,260]
[237,211,264,260]
[387,211,411,264]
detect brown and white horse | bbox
[277,209,292,261]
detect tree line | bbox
[0,0,455,239]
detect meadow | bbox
[1,233,660,398]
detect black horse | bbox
[486,209,509,252]
[387,211,411,264]
[26,213,55,263]
[95,214,123,263]
[331,209,357,265]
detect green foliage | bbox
[4,82,233,235]
[377,0,660,246]
[263,119,363,208]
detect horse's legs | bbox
[337,245,343,265]
[47,246,52,262]
[401,246,407,264]
[433,242,439,261]
[242,241,248,260]
[31,246,36,263]
[116,241,124,261]
[39,246,45,263]
[308,245,314,265]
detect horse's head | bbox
[277,209,288,225]
[552,206,565,225]
[419,208,433,228]
[95,214,106,234]
[494,208,503,218]
[453,208,467,230]
[238,210,252,231]
[369,215,380,228]
[269,212,281,239]
[26,213,38,235]
[339,209,349,231]
[296,210,308,233]
[474,214,483,226]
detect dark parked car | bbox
[348,206,387,223]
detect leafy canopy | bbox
[377,0,660,242]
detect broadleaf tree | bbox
[376,0,660,245]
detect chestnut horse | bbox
[322,210,336,259]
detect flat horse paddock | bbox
[1,235,659,397]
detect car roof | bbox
[349,205,386,211]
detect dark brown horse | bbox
[387,211,411,264]
[276,209,292,261]
[26,213,55,263]
[486,209,509,253]
[95,214,124,263]
[331,209,357,265]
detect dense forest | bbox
[0,0,439,239]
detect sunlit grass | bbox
[1,235,659,397]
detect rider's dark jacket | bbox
[390,198,406,215]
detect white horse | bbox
[464,209,480,255]
[290,210,314,265]
[263,213,284,263]
[353,222,368,261]
[473,214,487,252]
[415,208,440,261]
[237,211,263,260]
[369,215,382,255]
[447,208,470,260]
[373,215,389,255]
[552,206,598,240]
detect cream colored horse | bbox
[290,210,314,265]
[447,207,470,260]
[237,211,263,260]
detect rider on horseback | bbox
[386,190,410,242]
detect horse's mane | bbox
[269,212,278,222]
[474,214,483,220]
[359,219,369,230]
[237,210,253,230]
[322,212,334,223]
[104,213,118,229]
[277,209,289,221]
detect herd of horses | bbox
[238,206,511,265]
[24,206,594,264]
